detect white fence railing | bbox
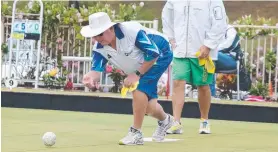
[1,16,158,88]
[233,25,278,96]
[63,24,278,96]
[1,15,277,97]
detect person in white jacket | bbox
[162,0,227,134]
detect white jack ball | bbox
[42,132,56,147]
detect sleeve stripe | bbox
[135,30,160,61]
[91,51,108,72]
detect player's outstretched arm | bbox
[83,51,108,88]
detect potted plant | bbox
[249,79,269,99]
[216,74,237,99]
[106,65,126,93]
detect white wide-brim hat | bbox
[80,12,117,38]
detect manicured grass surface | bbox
[2,107,278,152]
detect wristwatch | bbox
[135,70,142,77]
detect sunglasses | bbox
[96,32,103,37]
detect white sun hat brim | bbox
[80,22,117,38]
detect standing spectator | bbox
[162,0,227,134]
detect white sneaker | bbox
[166,121,183,134]
[152,114,174,142]
[119,127,144,145]
[199,120,211,134]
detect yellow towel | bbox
[121,82,139,98]
[195,51,215,74]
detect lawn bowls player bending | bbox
[81,12,174,145]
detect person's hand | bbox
[124,73,140,88]
[169,39,177,50]
[198,45,210,59]
[82,71,98,88]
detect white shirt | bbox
[91,22,171,74]
[162,0,227,60]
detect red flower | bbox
[64,80,73,90]
[115,69,122,73]
[106,65,113,73]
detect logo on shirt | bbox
[213,6,223,20]
[107,54,112,59]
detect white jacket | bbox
[162,0,227,60]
